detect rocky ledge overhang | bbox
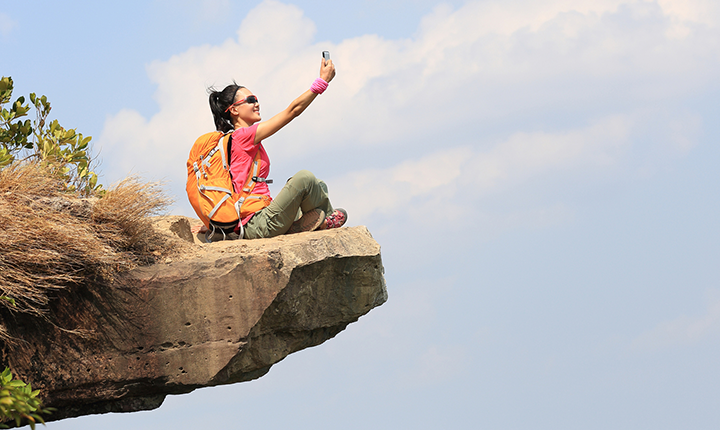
[2,217,387,422]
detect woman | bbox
[206,58,346,239]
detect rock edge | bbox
[2,217,387,422]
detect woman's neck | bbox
[233,118,254,129]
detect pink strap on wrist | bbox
[310,78,328,94]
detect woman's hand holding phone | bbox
[320,51,335,83]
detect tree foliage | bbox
[0,76,101,196]
[1,76,100,427]
[0,367,52,429]
[0,297,51,428]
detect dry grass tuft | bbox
[92,175,174,263]
[0,162,173,342]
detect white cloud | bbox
[632,292,720,350]
[237,0,316,51]
[97,0,718,222]
[331,115,631,221]
[657,0,720,30]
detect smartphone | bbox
[322,51,330,64]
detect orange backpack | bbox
[186,131,272,239]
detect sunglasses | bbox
[225,95,259,112]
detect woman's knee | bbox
[318,180,328,194]
[293,169,316,183]
[288,170,317,188]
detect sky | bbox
[2,0,720,428]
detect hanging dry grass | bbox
[0,162,172,342]
[92,175,174,263]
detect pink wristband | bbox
[310,78,329,94]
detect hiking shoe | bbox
[320,208,347,230]
[205,229,240,243]
[287,209,325,234]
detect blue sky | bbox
[3,1,720,429]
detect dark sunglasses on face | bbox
[225,95,259,112]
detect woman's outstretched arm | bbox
[255,58,336,144]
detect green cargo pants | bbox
[243,169,334,239]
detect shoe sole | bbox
[319,208,348,230]
[287,209,325,234]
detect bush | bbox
[0,365,52,429]
[0,78,172,426]
[0,76,100,196]
[0,78,172,338]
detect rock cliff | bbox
[1,217,387,422]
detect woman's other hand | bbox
[320,58,336,83]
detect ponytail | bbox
[208,83,244,133]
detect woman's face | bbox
[229,87,261,126]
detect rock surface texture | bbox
[2,217,387,422]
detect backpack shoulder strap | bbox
[225,133,233,176]
[239,148,264,196]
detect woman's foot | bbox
[287,209,325,234]
[320,208,347,230]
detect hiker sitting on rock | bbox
[203,56,346,239]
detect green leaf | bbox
[1,78,102,194]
